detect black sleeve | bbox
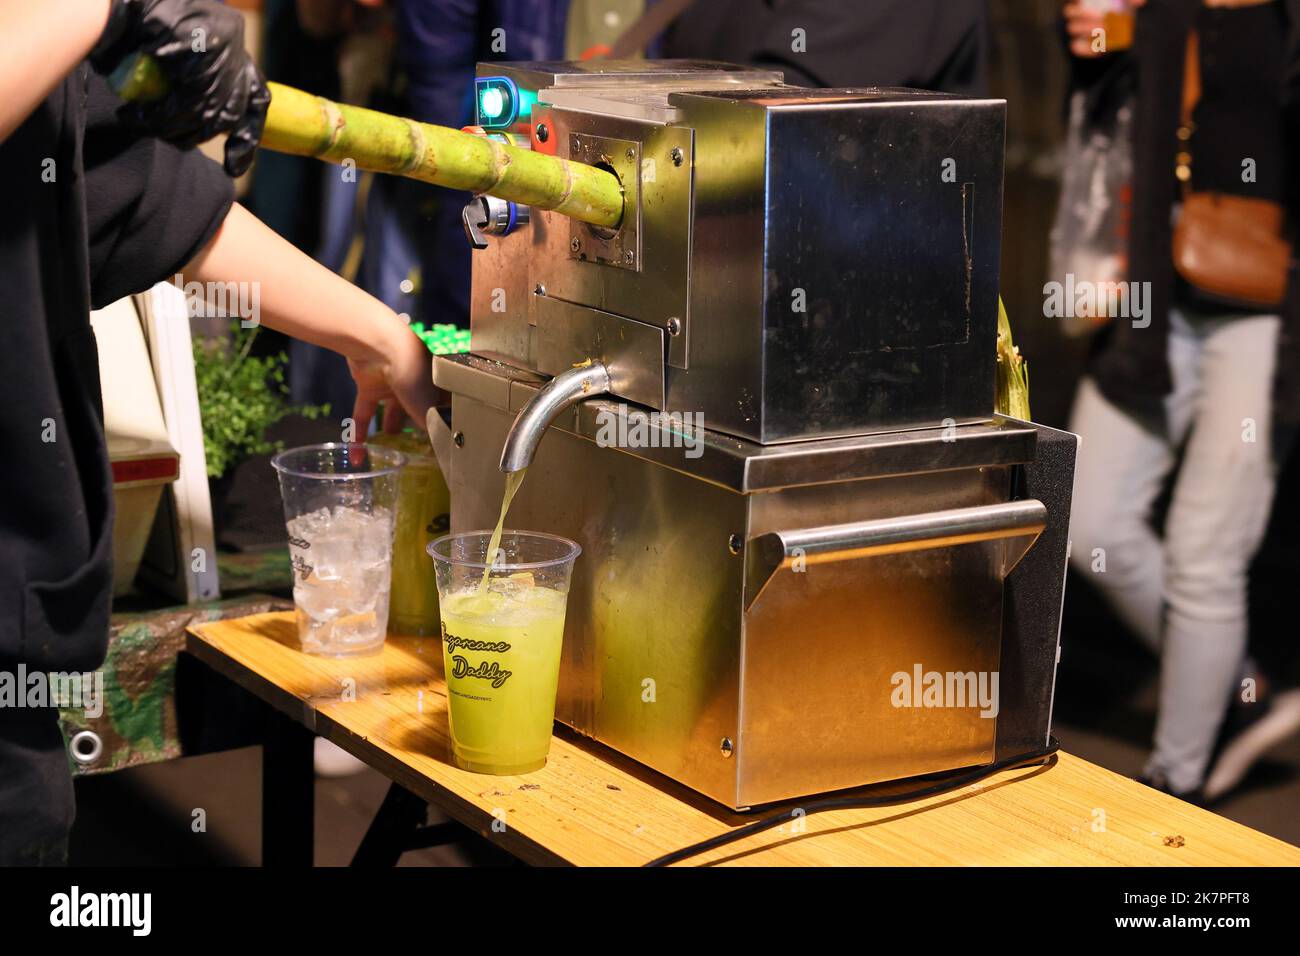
[82,71,235,309]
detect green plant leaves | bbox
[193,322,330,478]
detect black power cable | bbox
[643,736,1062,867]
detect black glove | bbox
[90,0,270,177]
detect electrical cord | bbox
[642,735,1061,867]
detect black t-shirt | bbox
[1190,3,1287,202]
[0,66,233,672]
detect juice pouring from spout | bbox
[479,467,527,593]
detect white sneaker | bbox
[1204,688,1300,802]
[313,738,368,778]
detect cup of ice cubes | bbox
[271,443,406,656]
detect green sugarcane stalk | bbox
[111,53,626,229]
[996,297,1031,421]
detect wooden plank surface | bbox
[188,612,1300,867]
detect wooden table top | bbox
[188,612,1300,867]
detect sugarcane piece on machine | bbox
[110,53,625,229]
[996,297,1032,421]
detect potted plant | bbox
[193,322,328,536]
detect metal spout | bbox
[500,362,612,472]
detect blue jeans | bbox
[288,174,423,418]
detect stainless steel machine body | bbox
[430,62,1077,810]
[466,61,1005,442]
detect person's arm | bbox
[182,203,445,435]
[0,0,112,142]
[80,70,434,436]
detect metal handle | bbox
[461,196,530,249]
[461,199,490,249]
[744,499,1047,608]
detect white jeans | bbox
[1067,308,1281,793]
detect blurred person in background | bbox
[1063,0,1300,802]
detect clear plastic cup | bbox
[272,443,405,656]
[428,530,581,774]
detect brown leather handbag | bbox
[1171,30,1292,310]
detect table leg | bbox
[351,782,429,866]
[262,705,314,866]
[352,783,526,866]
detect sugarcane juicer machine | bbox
[109,52,1076,808]
[420,61,1078,810]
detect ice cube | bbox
[332,610,379,646]
[294,570,347,622]
[286,507,331,550]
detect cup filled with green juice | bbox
[427,530,581,774]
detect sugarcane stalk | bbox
[110,53,625,229]
[995,296,1031,421]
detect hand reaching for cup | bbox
[348,321,448,438]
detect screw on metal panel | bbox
[720,737,734,758]
[670,147,684,166]
[534,283,546,296]
[625,147,636,161]
[570,237,582,253]
[728,534,742,555]
[666,317,682,336]
[535,123,549,143]
[453,431,465,448]
[624,250,635,264]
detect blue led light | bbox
[474,76,519,128]
[479,87,505,120]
